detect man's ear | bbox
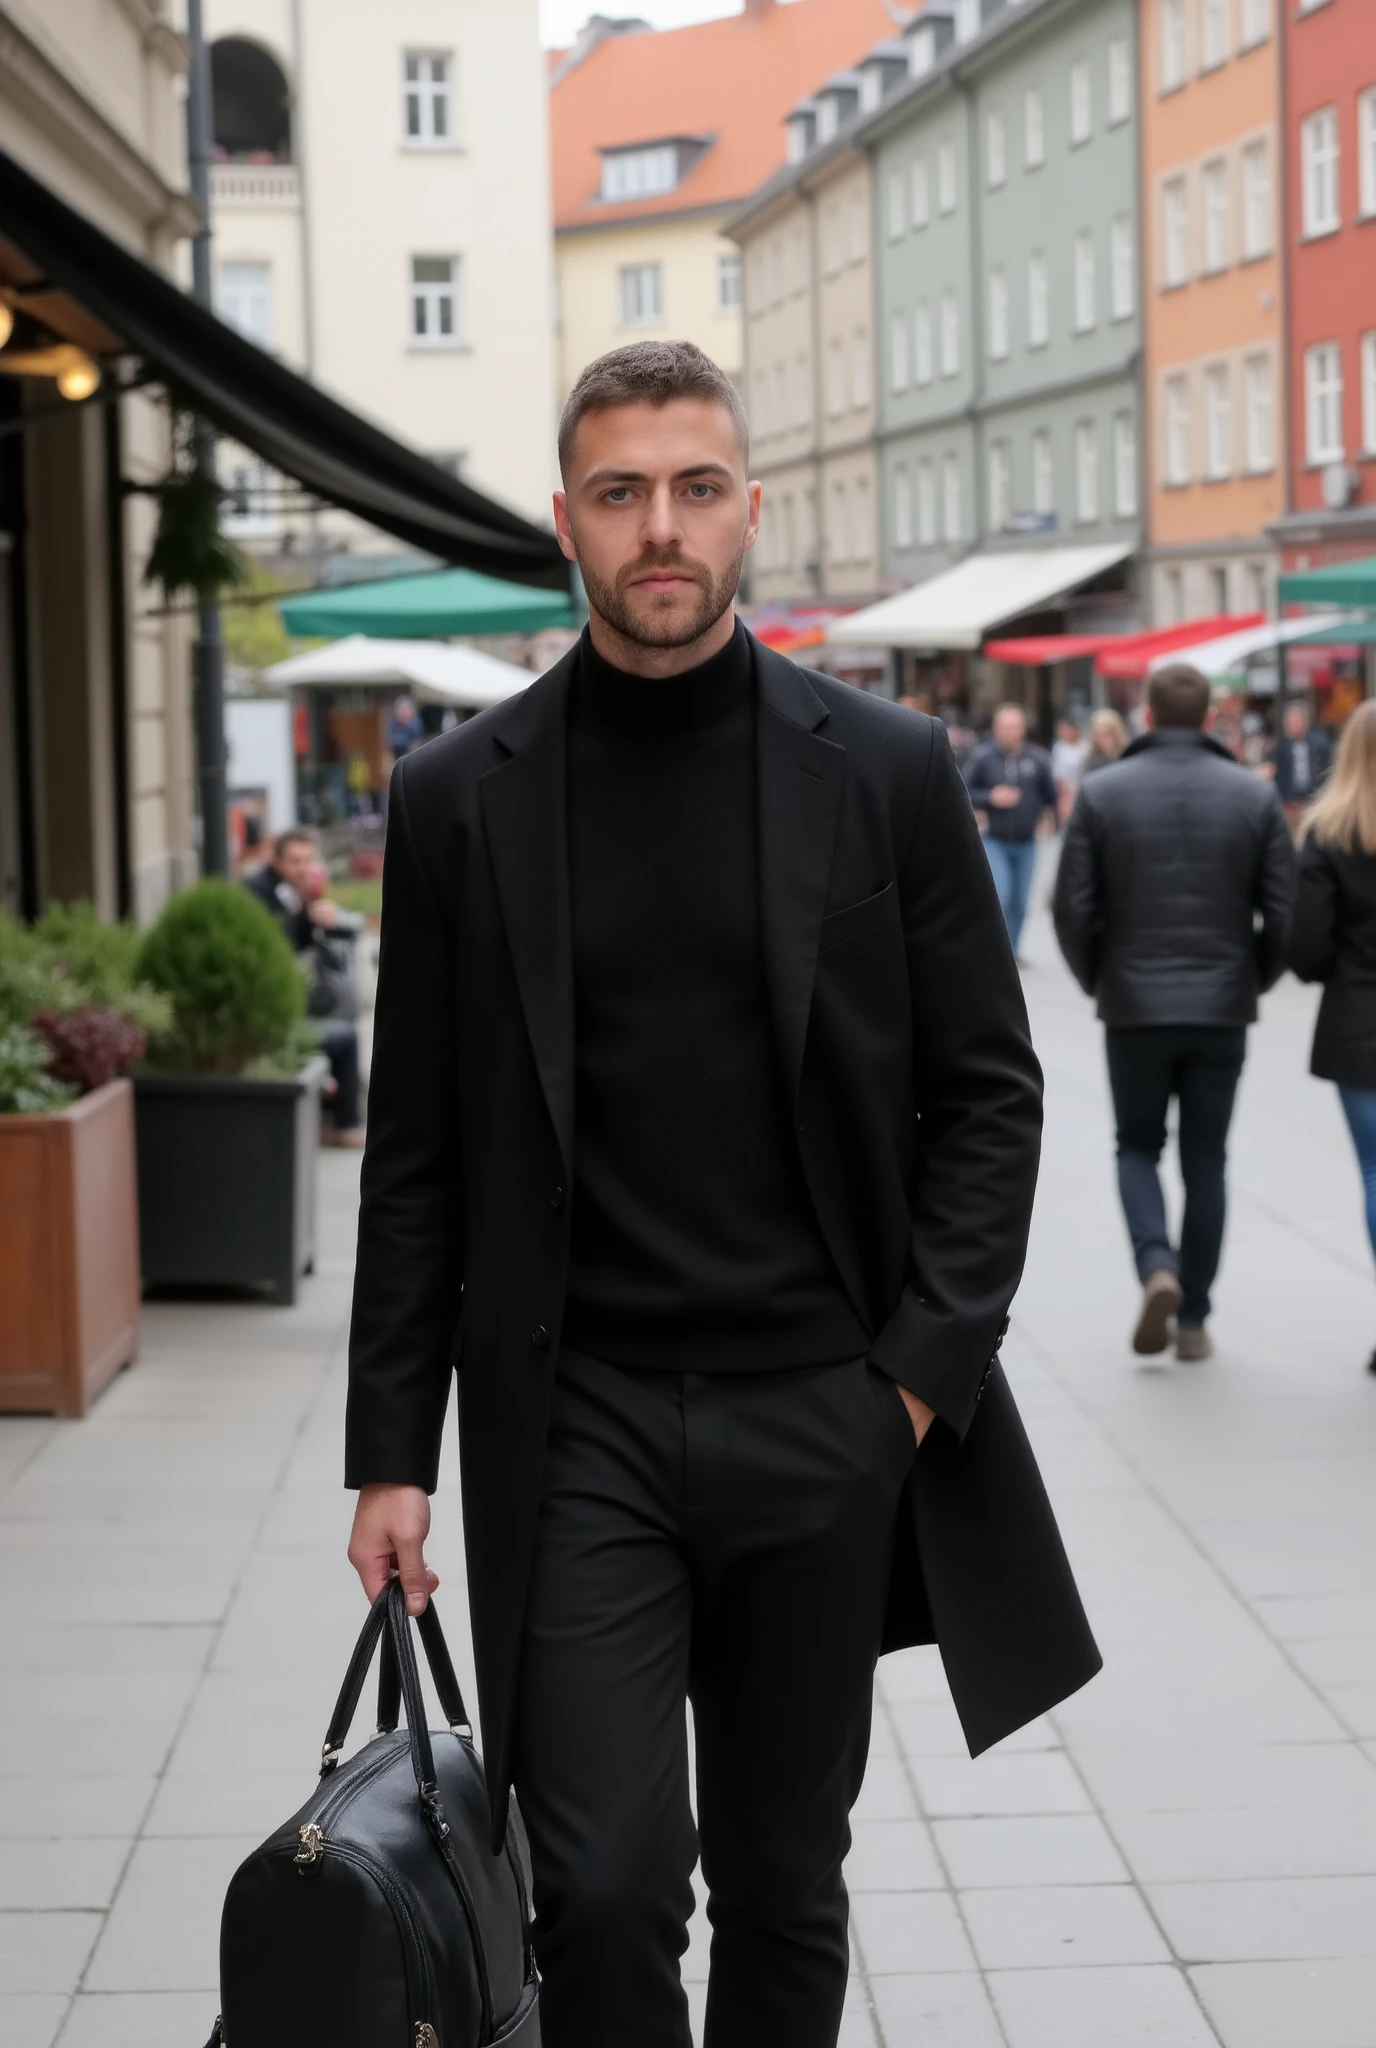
[552,490,578,565]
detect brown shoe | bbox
[1176,1325,1213,1363]
[1132,1269,1183,1355]
[322,1125,366,1150]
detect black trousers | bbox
[512,1349,916,2048]
[320,1020,362,1130]
[1105,1024,1247,1326]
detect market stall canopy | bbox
[1148,612,1368,683]
[0,146,569,591]
[825,544,1133,651]
[983,633,1120,665]
[263,635,535,710]
[1093,613,1264,682]
[277,568,577,640]
[1278,556,1376,609]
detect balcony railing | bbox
[210,163,301,210]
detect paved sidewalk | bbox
[4,913,1376,2047]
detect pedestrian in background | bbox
[1082,708,1129,776]
[1051,718,1089,825]
[1053,664,1296,1361]
[963,703,1058,962]
[1288,699,1376,1375]
[1269,700,1333,828]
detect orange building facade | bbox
[1140,0,1285,626]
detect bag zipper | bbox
[277,1836,439,2039]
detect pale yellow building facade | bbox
[555,212,745,405]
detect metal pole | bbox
[185,0,230,878]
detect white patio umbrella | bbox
[264,634,534,710]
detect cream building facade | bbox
[555,211,745,408]
[205,0,556,538]
[0,0,198,922]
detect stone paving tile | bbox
[82,1836,259,1992]
[1148,1876,1376,1963]
[0,1995,68,2048]
[932,1814,1130,1890]
[847,1888,975,1973]
[867,1970,1004,2046]
[56,1990,220,2048]
[989,1961,1220,2046]
[960,1883,1171,1971]
[1190,1958,1376,2048]
[0,1913,102,1994]
[0,1839,131,1911]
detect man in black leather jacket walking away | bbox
[1053,665,1296,1361]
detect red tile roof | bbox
[551,0,901,232]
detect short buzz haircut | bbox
[273,827,316,860]
[1147,664,1211,729]
[557,340,750,478]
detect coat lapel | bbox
[478,650,576,1177]
[754,640,846,1108]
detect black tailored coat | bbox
[1053,726,1296,1027]
[1288,833,1376,1088]
[346,634,1102,1848]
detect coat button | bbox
[550,1185,564,1210]
[530,1325,550,1350]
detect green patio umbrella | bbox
[279,567,578,640]
[1277,555,1376,608]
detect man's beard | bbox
[578,546,744,650]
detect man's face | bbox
[553,398,761,651]
[274,838,314,894]
[994,710,1027,753]
[1284,705,1309,739]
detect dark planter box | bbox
[134,1057,326,1305]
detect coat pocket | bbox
[818,881,899,954]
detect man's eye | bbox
[605,488,630,503]
[687,483,715,499]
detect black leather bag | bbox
[203,1582,539,2048]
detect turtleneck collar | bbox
[574,618,751,739]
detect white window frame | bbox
[1074,419,1099,523]
[914,302,934,386]
[847,192,867,266]
[917,459,937,545]
[988,266,1010,362]
[890,310,910,393]
[1161,0,1187,93]
[939,290,960,377]
[716,252,742,313]
[404,51,455,148]
[955,0,981,45]
[602,144,678,202]
[1031,429,1054,515]
[1205,363,1233,479]
[852,478,872,565]
[942,451,962,542]
[1162,176,1190,289]
[988,439,1012,532]
[1165,373,1191,485]
[1306,340,1344,463]
[910,158,931,228]
[937,140,958,215]
[1241,0,1271,47]
[1108,37,1131,126]
[216,260,273,347]
[1202,158,1231,274]
[1111,214,1135,321]
[986,108,1007,189]
[826,338,846,417]
[828,481,849,567]
[1025,86,1046,169]
[1363,331,1376,455]
[1073,229,1097,334]
[1113,412,1138,518]
[894,465,914,549]
[1070,58,1092,147]
[887,170,906,242]
[1361,89,1376,219]
[1302,108,1340,239]
[1028,251,1049,349]
[1242,140,1272,259]
[618,260,662,329]
[1245,353,1275,472]
[851,329,871,409]
[410,254,461,347]
[1201,0,1230,72]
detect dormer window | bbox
[599,137,710,202]
[786,108,816,165]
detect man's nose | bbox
[642,484,682,550]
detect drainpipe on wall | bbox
[289,0,324,589]
[957,74,985,553]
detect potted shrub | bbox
[134,879,326,1304]
[0,907,160,1417]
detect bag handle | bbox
[319,1581,471,1777]
[376,1600,471,1739]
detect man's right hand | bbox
[347,1483,439,1616]
[989,784,1022,809]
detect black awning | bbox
[0,147,569,593]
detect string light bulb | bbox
[0,302,13,350]
[55,350,101,402]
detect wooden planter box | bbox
[0,1078,141,1417]
[134,1057,325,1306]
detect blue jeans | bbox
[1338,1086,1376,1265]
[984,836,1038,956]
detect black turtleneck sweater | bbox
[562,621,868,1372]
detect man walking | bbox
[346,340,1099,2047]
[964,703,1059,960]
[1270,699,1332,828]
[245,828,366,1146]
[1054,664,1296,1360]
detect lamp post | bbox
[184,0,230,878]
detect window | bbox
[1074,230,1096,333]
[1302,109,1340,238]
[823,207,843,276]
[411,255,461,345]
[1070,59,1092,146]
[602,144,678,201]
[1161,0,1187,91]
[1028,251,1049,347]
[1203,159,1230,273]
[1365,332,1376,454]
[1248,562,1269,615]
[216,260,272,345]
[1025,86,1045,169]
[914,303,934,385]
[917,459,937,545]
[717,252,742,312]
[942,452,962,541]
[847,192,867,265]
[955,0,981,43]
[404,52,453,145]
[790,226,808,292]
[1241,0,1270,47]
[851,330,870,409]
[937,140,957,215]
[1209,565,1230,615]
[1113,412,1138,517]
[828,482,849,566]
[887,170,906,241]
[890,311,909,393]
[1108,37,1131,125]
[1201,0,1230,70]
[1361,89,1376,218]
[940,291,960,376]
[852,479,872,563]
[781,495,796,572]
[1164,567,1185,624]
[1206,364,1232,477]
[1306,341,1344,462]
[826,338,846,416]
[794,353,811,428]
[987,109,1007,189]
[1032,429,1054,514]
[1111,214,1134,319]
[988,267,1009,361]
[1242,141,1272,259]
[753,368,770,438]
[1165,373,1191,484]
[768,238,784,305]
[1162,176,1189,288]
[1075,420,1099,522]
[894,465,914,548]
[988,440,1012,532]
[911,158,931,228]
[618,261,661,327]
[1245,353,1275,471]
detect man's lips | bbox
[630,571,697,592]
